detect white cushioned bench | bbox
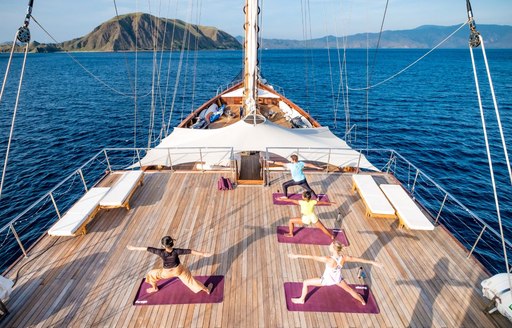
[100,171,144,210]
[380,184,435,230]
[352,174,396,219]
[48,187,110,236]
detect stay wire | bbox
[349,21,469,91]
[0,33,19,109]
[0,39,29,199]
[469,42,511,283]
[30,16,151,99]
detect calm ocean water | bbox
[0,49,511,270]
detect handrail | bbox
[0,149,104,233]
[1,146,510,274]
[0,146,233,235]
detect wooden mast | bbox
[243,0,259,122]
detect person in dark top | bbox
[127,236,213,294]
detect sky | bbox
[0,0,511,43]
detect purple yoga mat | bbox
[272,193,331,205]
[133,275,224,305]
[284,283,379,313]
[277,226,349,246]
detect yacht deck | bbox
[1,171,508,327]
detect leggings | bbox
[282,179,317,198]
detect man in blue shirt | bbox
[270,154,323,199]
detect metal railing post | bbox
[386,151,394,174]
[49,192,61,219]
[199,149,204,173]
[136,149,142,168]
[103,149,112,172]
[468,226,487,258]
[78,169,88,192]
[411,169,420,195]
[356,151,362,173]
[10,224,27,258]
[326,149,331,172]
[435,193,448,225]
[232,148,236,183]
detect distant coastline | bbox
[1,14,511,53]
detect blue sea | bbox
[0,48,511,272]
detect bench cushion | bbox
[352,175,395,218]
[100,171,143,207]
[380,184,434,230]
[48,187,110,236]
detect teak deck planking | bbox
[1,171,509,327]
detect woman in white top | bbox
[288,240,382,305]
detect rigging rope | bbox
[349,21,469,91]
[0,0,35,199]
[469,41,511,282]
[30,16,152,99]
[0,39,30,199]
[466,0,511,291]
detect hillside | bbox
[1,13,242,53]
[240,24,512,49]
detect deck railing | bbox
[0,147,234,273]
[1,146,509,276]
[264,147,512,275]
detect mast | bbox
[243,0,259,121]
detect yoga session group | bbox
[127,154,382,307]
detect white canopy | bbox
[221,87,280,99]
[138,119,377,171]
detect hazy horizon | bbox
[1,1,511,44]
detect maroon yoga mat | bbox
[133,275,224,305]
[284,283,379,313]
[272,193,331,205]
[277,226,349,246]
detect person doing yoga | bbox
[270,154,322,199]
[280,190,335,240]
[127,236,213,294]
[288,240,382,305]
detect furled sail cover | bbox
[137,119,377,171]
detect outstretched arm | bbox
[316,200,336,206]
[288,253,329,263]
[279,198,300,205]
[191,250,214,257]
[127,245,147,251]
[268,160,287,166]
[344,255,383,268]
[304,163,324,170]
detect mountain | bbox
[240,24,512,49]
[1,13,242,53]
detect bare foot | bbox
[206,283,214,295]
[291,298,305,304]
[146,287,158,293]
[285,233,294,238]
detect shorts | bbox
[301,214,319,225]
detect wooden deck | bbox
[1,171,508,327]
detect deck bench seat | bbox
[380,184,435,230]
[48,187,110,236]
[100,171,144,210]
[352,174,396,219]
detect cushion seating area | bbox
[48,187,110,236]
[380,184,435,230]
[100,171,144,210]
[352,174,396,219]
